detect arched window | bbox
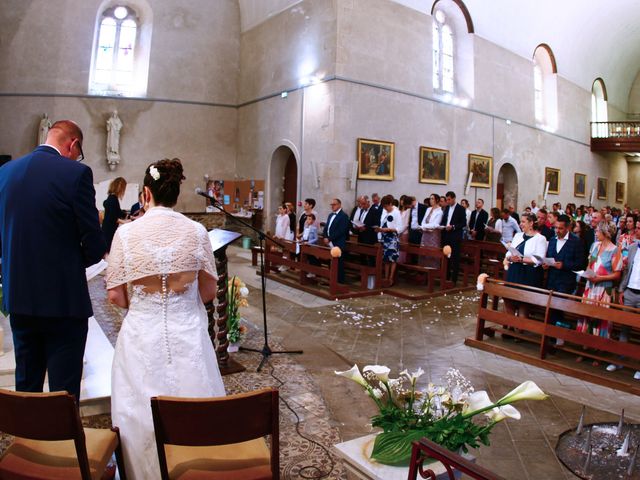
[89,2,152,97]
[431,0,474,103]
[591,78,608,137]
[532,44,558,131]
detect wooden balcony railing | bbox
[590,121,640,152]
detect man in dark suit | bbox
[508,205,520,225]
[408,197,428,245]
[544,215,584,344]
[469,198,488,241]
[350,195,379,245]
[0,120,106,401]
[440,191,467,283]
[536,208,554,241]
[323,198,350,283]
[130,191,144,217]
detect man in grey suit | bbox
[611,219,640,379]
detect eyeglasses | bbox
[75,140,85,162]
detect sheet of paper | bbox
[573,269,596,279]
[532,255,556,266]
[501,241,521,257]
[351,219,364,228]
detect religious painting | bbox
[574,173,586,198]
[419,147,449,184]
[468,154,492,188]
[597,177,608,200]
[545,167,560,195]
[357,138,395,181]
[616,182,625,203]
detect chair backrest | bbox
[151,388,279,474]
[0,389,92,478]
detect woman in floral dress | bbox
[577,221,623,339]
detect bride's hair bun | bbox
[144,158,186,207]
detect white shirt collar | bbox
[42,143,61,155]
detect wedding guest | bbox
[536,208,554,240]
[484,208,503,243]
[398,196,413,263]
[508,205,520,225]
[461,199,472,238]
[130,191,144,216]
[301,213,318,245]
[274,204,291,240]
[468,198,488,241]
[504,213,548,319]
[102,177,127,252]
[617,215,636,259]
[285,202,296,240]
[440,191,467,284]
[376,195,402,285]
[495,208,521,243]
[408,196,428,246]
[420,193,443,268]
[297,198,318,238]
[323,198,350,283]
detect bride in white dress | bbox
[106,159,225,479]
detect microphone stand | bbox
[200,192,303,372]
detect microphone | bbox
[195,187,214,200]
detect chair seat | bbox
[166,437,272,480]
[0,428,117,480]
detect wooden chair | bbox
[151,388,279,480]
[0,389,126,480]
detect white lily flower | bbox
[497,381,548,405]
[487,405,521,422]
[371,387,384,399]
[335,365,368,387]
[463,390,494,416]
[363,365,391,383]
[239,287,249,297]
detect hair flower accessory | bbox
[149,166,160,181]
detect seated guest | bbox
[484,207,502,243]
[536,208,554,240]
[544,214,584,345]
[130,191,144,216]
[495,208,521,243]
[102,177,128,252]
[612,219,640,379]
[376,195,402,285]
[504,213,548,319]
[469,199,488,241]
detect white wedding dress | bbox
[106,207,226,479]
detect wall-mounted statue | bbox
[106,110,123,170]
[37,113,51,146]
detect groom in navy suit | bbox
[0,120,106,401]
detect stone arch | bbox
[496,163,518,211]
[267,143,299,231]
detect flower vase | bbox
[228,341,241,353]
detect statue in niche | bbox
[106,110,123,170]
[38,113,51,145]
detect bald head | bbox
[46,120,84,161]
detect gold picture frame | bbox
[545,167,560,195]
[574,173,586,198]
[419,147,449,184]
[616,182,625,203]
[357,138,395,181]
[597,177,608,200]
[468,154,492,188]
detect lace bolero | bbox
[106,207,218,289]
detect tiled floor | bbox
[228,245,639,479]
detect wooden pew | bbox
[343,241,383,289]
[397,243,452,293]
[460,240,506,285]
[466,278,640,394]
[299,243,349,297]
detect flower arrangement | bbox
[227,276,249,343]
[336,364,547,465]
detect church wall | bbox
[0,0,241,212]
[628,163,640,207]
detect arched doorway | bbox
[267,146,298,231]
[496,163,518,211]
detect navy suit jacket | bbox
[545,233,584,293]
[349,207,380,245]
[323,209,350,249]
[440,203,467,243]
[469,209,488,241]
[0,145,106,317]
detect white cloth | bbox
[107,207,225,480]
[495,216,521,243]
[421,206,443,229]
[275,214,290,239]
[410,206,420,230]
[446,204,455,226]
[628,247,640,290]
[399,208,411,235]
[506,232,548,260]
[381,206,402,232]
[555,231,569,252]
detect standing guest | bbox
[508,205,520,225]
[565,204,574,219]
[544,214,584,344]
[371,193,382,215]
[420,193,444,267]
[440,191,467,284]
[285,202,296,239]
[397,196,412,263]
[408,196,428,246]
[323,198,350,283]
[0,120,106,402]
[504,213,548,319]
[102,177,128,252]
[297,198,318,238]
[301,213,319,245]
[469,198,488,241]
[461,199,472,238]
[274,204,291,240]
[575,206,586,222]
[613,220,640,379]
[576,221,623,344]
[536,208,554,240]
[350,195,380,255]
[617,215,636,259]
[376,195,402,285]
[530,200,539,214]
[495,208,521,243]
[439,195,447,208]
[484,207,503,243]
[130,191,144,216]
[584,211,602,256]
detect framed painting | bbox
[468,154,492,188]
[419,147,449,184]
[616,182,625,203]
[357,138,395,181]
[545,167,560,195]
[597,177,608,200]
[574,173,586,198]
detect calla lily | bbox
[335,364,368,387]
[497,381,548,405]
[487,405,521,422]
[364,365,391,383]
[401,367,425,385]
[462,390,493,416]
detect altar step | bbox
[0,315,114,416]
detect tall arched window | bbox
[433,10,454,94]
[89,2,152,97]
[532,44,558,131]
[591,78,608,137]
